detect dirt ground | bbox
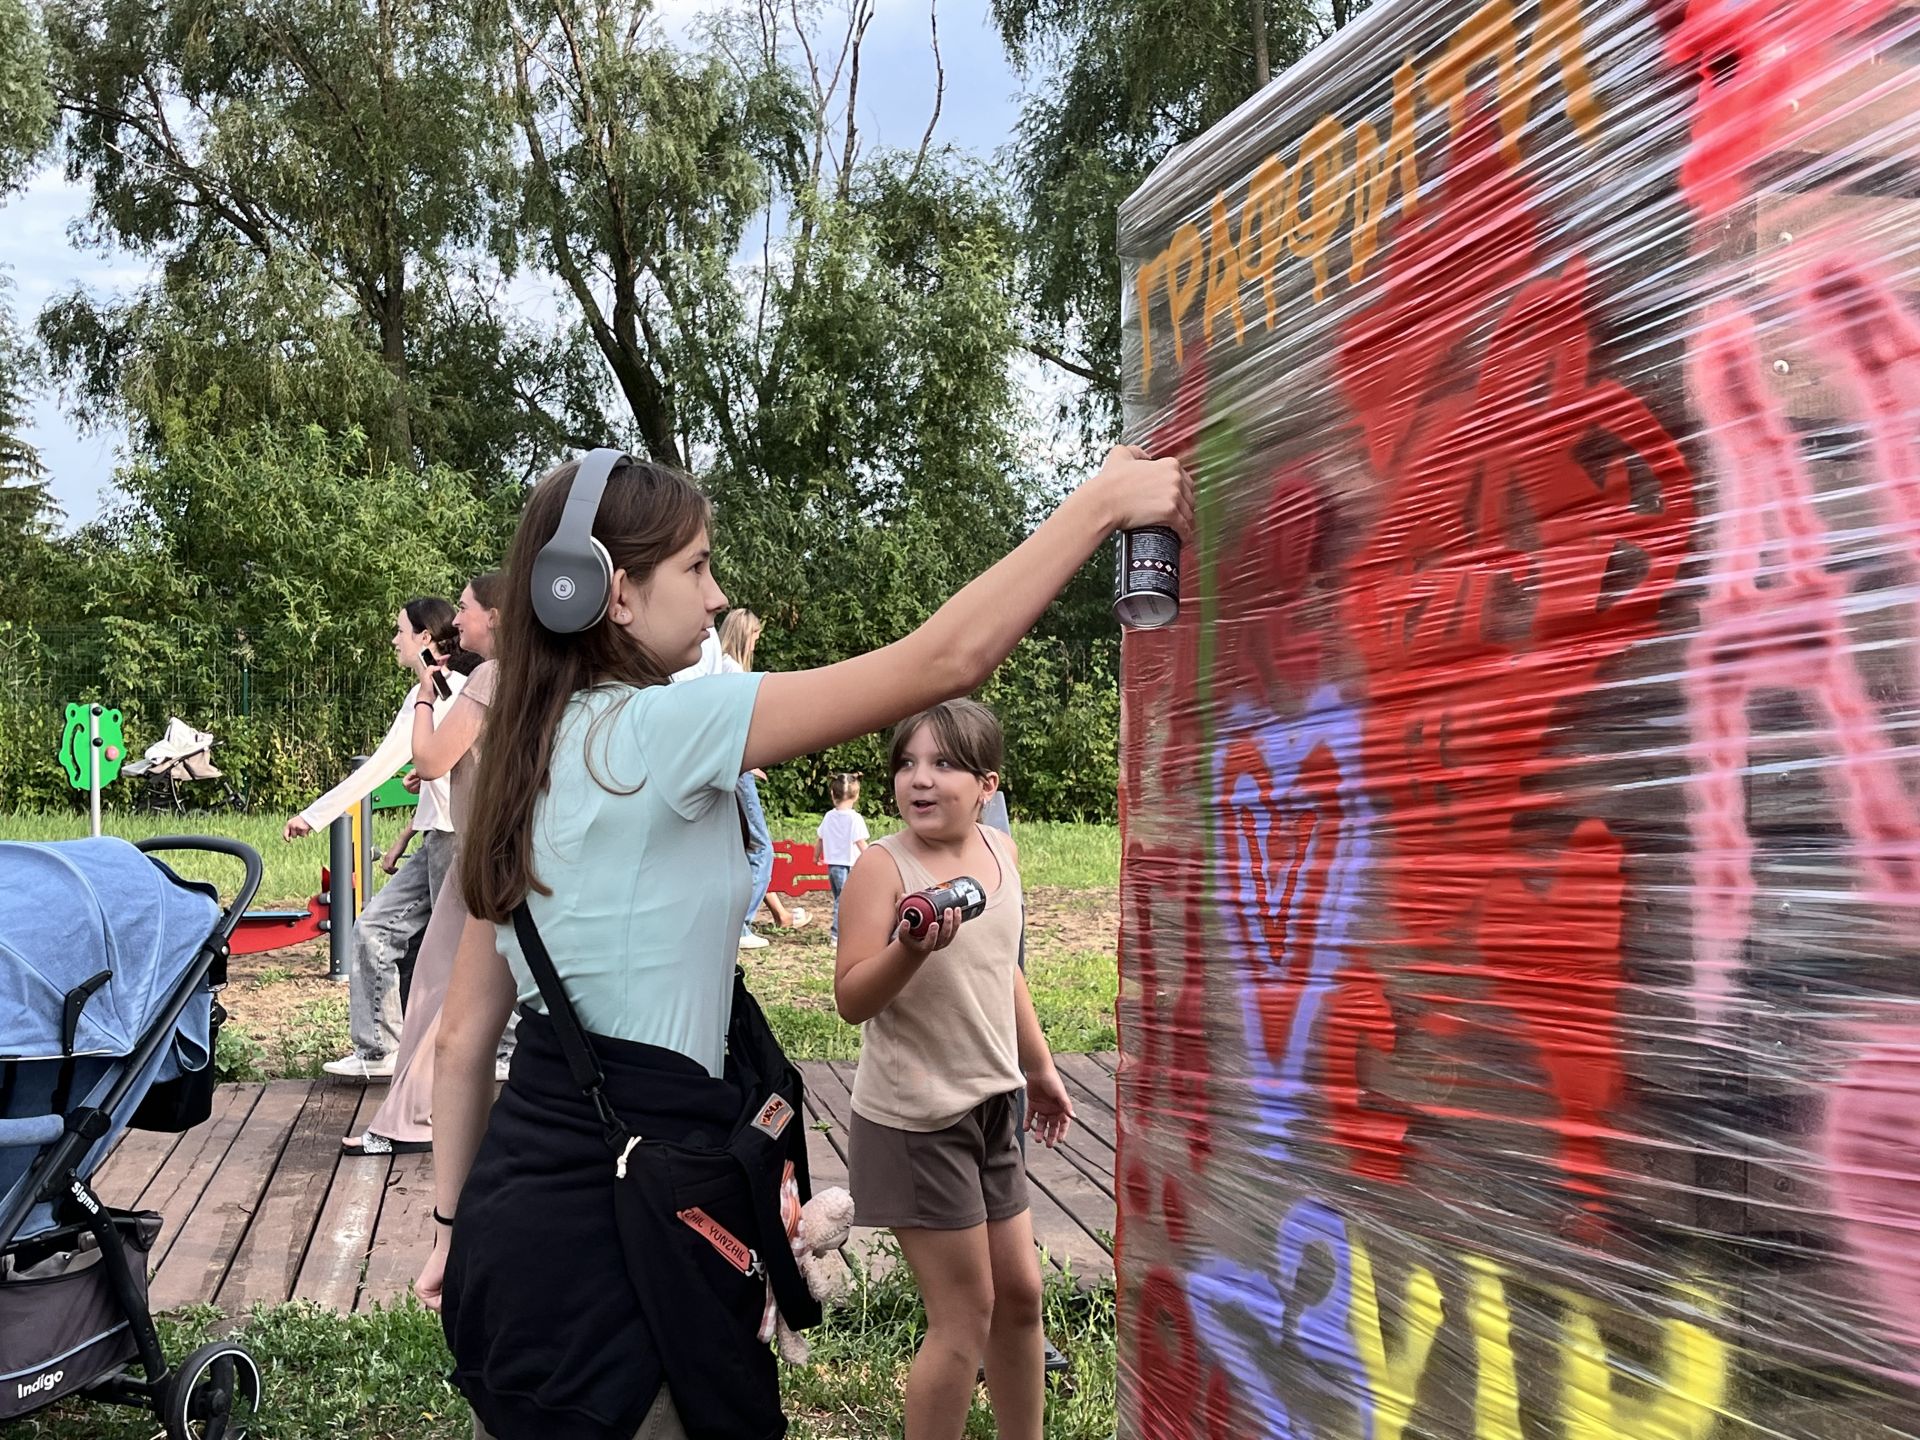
[218,886,1121,1077]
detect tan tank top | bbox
[850,826,1025,1131]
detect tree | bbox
[45,0,511,462]
[17,423,511,807]
[0,0,56,585]
[0,0,53,193]
[39,242,599,486]
[991,0,1343,424]
[0,276,58,619]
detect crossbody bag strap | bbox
[510,902,630,1150]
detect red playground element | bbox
[770,842,831,897]
[230,866,332,956]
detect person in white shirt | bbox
[816,772,870,942]
[283,597,465,1078]
[674,615,811,947]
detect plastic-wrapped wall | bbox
[1114,1,1920,1435]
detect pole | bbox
[353,754,373,911]
[327,814,354,983]
[88,704,102,838]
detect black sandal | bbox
[341,1130,431,1157]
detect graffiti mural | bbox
[1116,0,1920,1433]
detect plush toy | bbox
[774,1185,856,1363]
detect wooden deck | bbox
[95,1055,1120,1314]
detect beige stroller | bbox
[122,719,248,814]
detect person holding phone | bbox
[284,597,465,1079]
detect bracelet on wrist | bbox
[433,1208,456,1227]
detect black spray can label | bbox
[1113,526,1181,630]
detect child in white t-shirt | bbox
[816,773,870,941]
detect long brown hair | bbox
[461,457,712,920]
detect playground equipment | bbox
[768,841,831,899]
[57,703,125,838]
[231,753,405,982]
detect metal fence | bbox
[1,622,400,811]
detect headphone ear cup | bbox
[530,446,627,632]
[531,534,615,633]
[587,536,614,615]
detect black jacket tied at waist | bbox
[442,987,817,1440]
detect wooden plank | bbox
[1050,1067,1117,1196]
[806,1063,904,1276]
[137,1083,261,1274]
[1022,1139,1116,1280]
[359,1149,438,1312]
[1053,1125,1114,1195]
[149,1082,309,1311]
[1055,1053,1118,1120]
[1088,1051,1120,1076]
[217,1081,362,1311]
[291,1085,391,1310]
[821,1061,1109,1282]
[804,1105,850,1189]
[92,1126,184,1210]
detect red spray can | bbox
[898,876,988,941]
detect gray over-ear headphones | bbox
[530,447,629,633]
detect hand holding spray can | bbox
[897,876,989,943]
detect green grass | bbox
[3,809,1119,1067]
[768,816,1121,891]
[0,809,413,909]
[1023,949,1119,1054]
[20,1266,1118,1439]
[0,811,1118,905]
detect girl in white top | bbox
[344,574,504,1154]
[283,598,464,1074]
[417,445,1189,1439]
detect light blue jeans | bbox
[737,772,774,936]
[828,864,850,941]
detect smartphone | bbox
[421,648,451,700]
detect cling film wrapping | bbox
[1113,0,1920,1435]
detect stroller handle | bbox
[133,836,265,931]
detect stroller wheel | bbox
[160,1341,263,1440]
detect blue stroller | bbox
[1,836,264,1438]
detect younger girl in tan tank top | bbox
[833,700,1075,1440]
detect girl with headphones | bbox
[417,446,1188,1440]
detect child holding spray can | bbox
[833,699,1073,1440]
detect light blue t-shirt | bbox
[496,673,763,1076]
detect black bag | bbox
[129,999,224,1133]
[507,905,821,1438]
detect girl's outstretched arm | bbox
[745,447,1189,772]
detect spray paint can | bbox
[1113,526,1181,629]
[898,876,989,941]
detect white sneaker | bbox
[783,907,811,929]
[738,932,770,950]
[322,1053,395,1080]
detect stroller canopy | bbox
[0,839,220,1071]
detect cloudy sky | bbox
[2,1,1029,527]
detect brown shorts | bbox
[849,1091,1031,1231]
